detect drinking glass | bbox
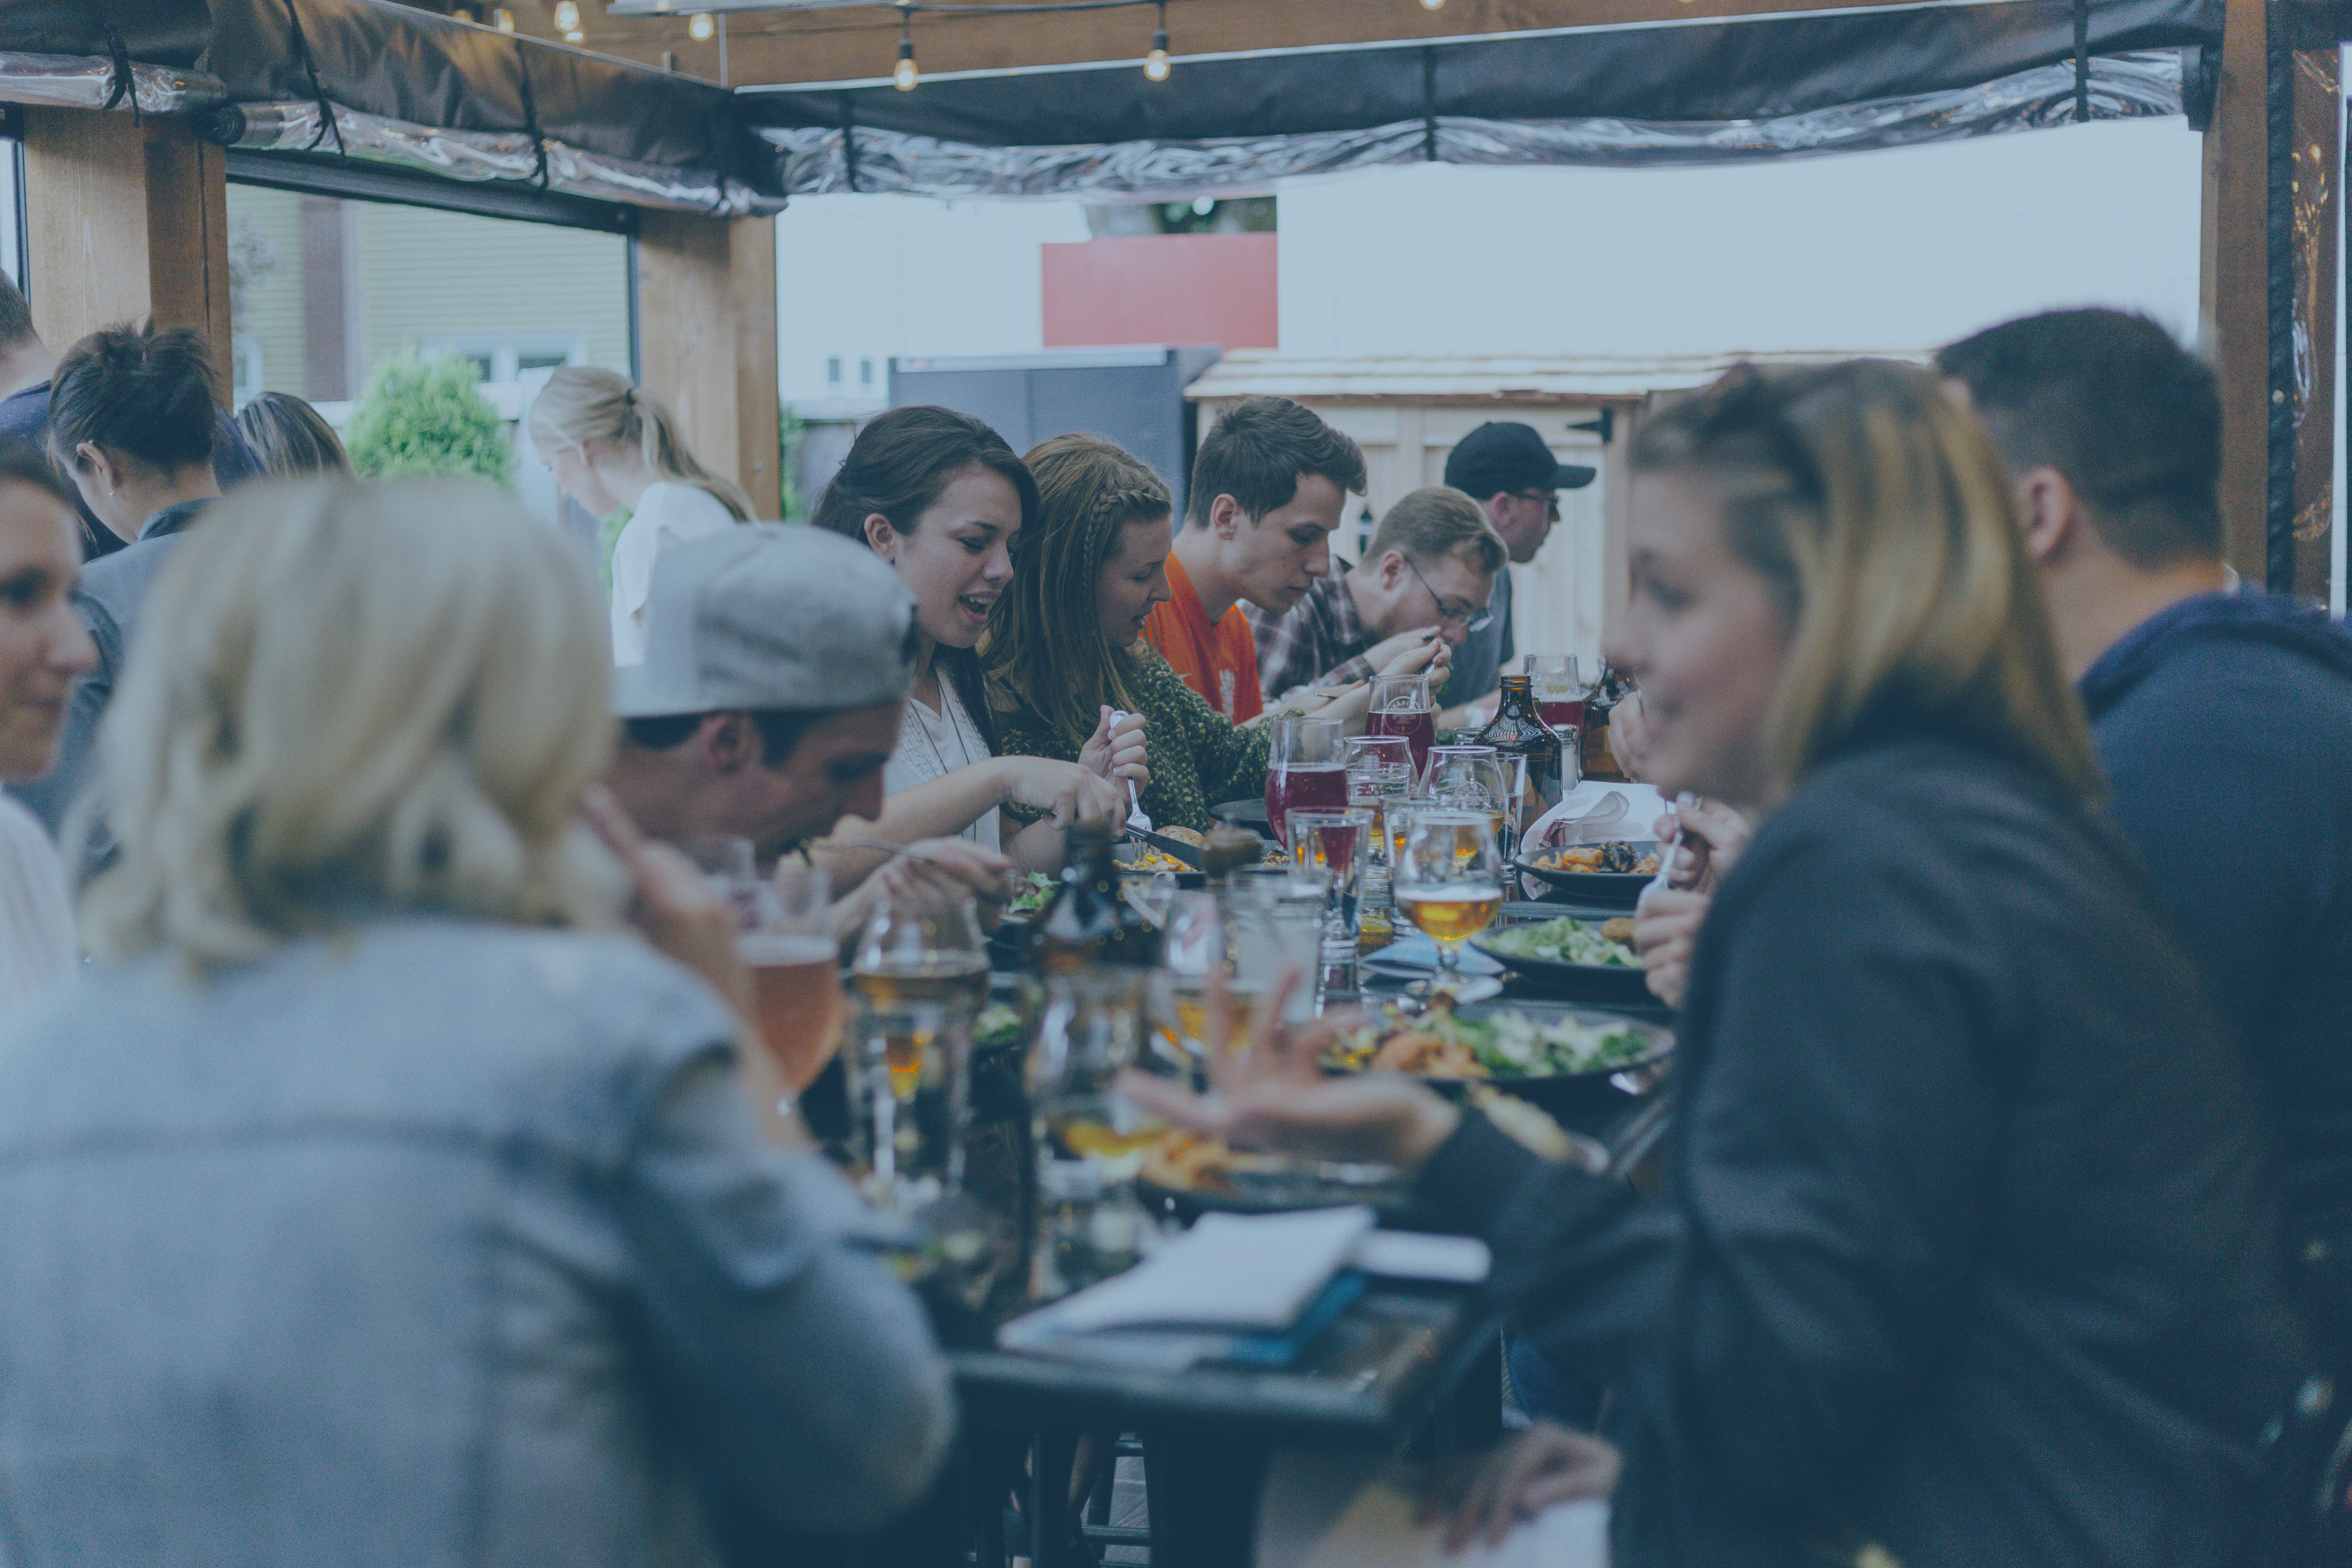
[1366,671,1437,778]
[742,859,845,1096]
[1425,744,1517,856]
[1027,969,1166,1297]
[1265,715,1347,850]
[1526,655,1587,790]
[1345,734,1414,852]
[1289,807,1374,1000]
[1224,865,1328,1024]
[1392,807,1507,999]
[848,889,988,1208]
[1160,891,1232,1067]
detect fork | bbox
[1109,708,1152,833]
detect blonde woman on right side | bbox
[529,366,753,664]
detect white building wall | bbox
[774,192,1091,414]
[1276,118,2206,361]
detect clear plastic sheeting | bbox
[758,51,2184,201]
[220,102,786,217]
[0,51,226,115]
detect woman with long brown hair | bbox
[987,433,1269,836]
[1130,360,2307,1565]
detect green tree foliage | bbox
[344,353,514,487]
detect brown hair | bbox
[811,404,1038,546]
[1630,359,2105,805]
[1186,396,1367,528]
[983,433,1170,747]
[527,366,753,522]
[235,392,353,480]
[1366,486,1505,575]
[47,321,217,477]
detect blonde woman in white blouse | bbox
[528,368,753,665]
[0,443,96,1011]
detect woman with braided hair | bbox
[528,366,752,665]
[986,433,1270,836]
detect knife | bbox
[1124,826,1206,870]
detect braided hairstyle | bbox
[983,432,1170,747]
[526,366,754,521]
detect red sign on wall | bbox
[1041,233,1278,350]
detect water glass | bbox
[1160,891,1232,1067]
[1027,969,1166,1298]
[1224,866,1329,1023]
[848,890,987,1209]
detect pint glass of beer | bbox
[742,859,843,1095]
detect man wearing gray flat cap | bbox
[605,527,999,894]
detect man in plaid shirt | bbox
[1249,486,1504,704]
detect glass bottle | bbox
[1024,823,1164,972]
[1474,673,1564,835]
[1581,665,1634,782]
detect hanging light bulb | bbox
[553,0,579,29]
[492,6,515,29]
[1144,1,1170,80]
[563,28,584,41]
[894,23,918,91]
[1421,0,1446,9]
[688,10,713,40]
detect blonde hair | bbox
[527,366,754,522]
[80,478,627,967]
[1630,360,2105,805]
[983,433,1169,747]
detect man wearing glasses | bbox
[1250,486,1502,704]
[1438,421,1598,714]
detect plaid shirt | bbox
[1246,565,1379,704]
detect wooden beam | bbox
[19,107,231,402]
[2288,45,2339,601]
[637,212,783,517]
[2203,0,2268,584]
[554,0,1957,90]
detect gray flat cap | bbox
[614,524,920,718]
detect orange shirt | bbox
[1144,553,1264,725]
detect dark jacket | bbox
[2078,591,2352,1257]
[1418,733,2306,1567]
[9,500,209,838]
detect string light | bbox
[553,0,579,28]
[688,10,713,39]
[492,6,515,29]
[894,6,919,91]
[1421,0,1446,9]
[1144,0,1169,80]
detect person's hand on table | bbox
[881,837,1011,919]
[1115,969,1462,1174]
[1079,706,1150,791]
[1420,1421,1622,1552]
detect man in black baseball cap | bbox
[1438,421,1598,712]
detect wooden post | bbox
[2289,46,2341,601]
[18,107,231,402]
[2205,0,2272,584]
[636,212,782,518]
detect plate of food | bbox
[1135,1129,1417,1221]
[1474,914,1653,1004]
[1326,995,1670,1121]
[1514,840,1661,906]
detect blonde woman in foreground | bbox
[0,479,949,1563]
[1130,360,2306,1566]
[529,366,753,664]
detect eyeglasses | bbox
[1511,489,1563,521]
[1404,555,1494,634]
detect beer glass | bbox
[1392,807,1506,999]
[1366,671,1437,777]
[1265,715,1346,850]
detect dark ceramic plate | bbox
[1513,841,1661,907]
[1344,996,1673,1124]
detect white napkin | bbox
[1524,783,1673,853]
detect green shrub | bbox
[344,353,514,488]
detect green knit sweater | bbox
[994,646,1271,835]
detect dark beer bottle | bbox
[1475,673,1565,833]
[1025,823,1163,972]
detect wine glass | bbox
[849,889,987,1205]
[1265,715,1346,850]
[1425,744,1517,858]
[1392,807,1507,1002]
[1366,671,1436,777]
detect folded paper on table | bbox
[1525,784,1672,852]
[1257,1449,1609,1568]
[1000,1206,1376,1351]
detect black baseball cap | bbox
[1443,422,1598,500]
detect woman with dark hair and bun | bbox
[812,405,1142,884]
[13,322,223,836]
